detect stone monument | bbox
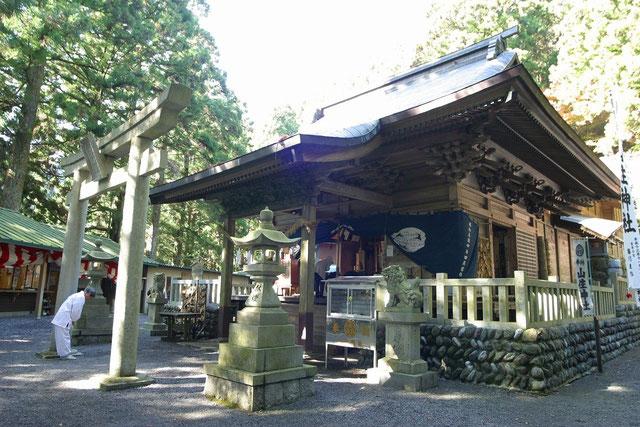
[203,207,317,410]
[367,265,438,391]
[143,273,168,336]
[72,240,116,344]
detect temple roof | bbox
[150,27,619,209]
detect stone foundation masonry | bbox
[420,305,640,392]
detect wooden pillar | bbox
[466,286,476,321]
[452,285,462,320]
[514,270,529,328]
[435,272,448,321]
[298,203,316,351]
[35,256,49,319]
[482,286,493,321]
[218,217,235,340]
[488,220,495,278]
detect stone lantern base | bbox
[72,296,113,345]
[367,311,438,392]
[204,364,316,411]
[203,307,317,411]
[143,297,168,336]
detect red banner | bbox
[0,243,45,268]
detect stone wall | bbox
[419,305,640,392]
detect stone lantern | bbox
[231,209,295,309]
[143,272,168,336]
[203,207,317,411]
[72,239,116,345]
[192,261,204,281]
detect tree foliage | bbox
[413,0,561,89]
[0,0,251,269]
[413,0,639,154]
[262,105,300,146]
[548,0,640,154]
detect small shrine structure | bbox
[149,28,623,354]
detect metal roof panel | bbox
[0,207,159,265]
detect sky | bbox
[200,0,432,144]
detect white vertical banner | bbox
[572,238,594,316]
[619,149,640,291]
[611,92,640,298]
[632,289,640,307]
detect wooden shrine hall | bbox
[149,27,621,351]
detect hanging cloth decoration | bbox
[330,224,359,242]
[344,211,479,278]
[0,243,45,268]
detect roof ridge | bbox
[315,26,519,117]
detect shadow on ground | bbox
[0,315,638,426]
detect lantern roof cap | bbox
[231,207,300,248]
[84,239,117,262]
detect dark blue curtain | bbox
[344,211,478,278]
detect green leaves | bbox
[413,0,639,154]
[1,0,251,270]
[264,105,301,143]
[548,0,640,154]
[413,0,560,89]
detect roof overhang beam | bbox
[317,179,392,208]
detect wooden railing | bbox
[592,285,616,317]
[420,271,615,329]
[169,279,252,306]
[232,283,252,296]
[615,276,634,305]
[523,278,584,327]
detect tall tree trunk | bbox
[174,203,186,266]
[148,168,164,258]
[0,59,45,210]
[172,153,190,265]
[108,190,124,242]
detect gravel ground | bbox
[0,315,638,427]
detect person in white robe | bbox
[51,287,95,359]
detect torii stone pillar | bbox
[107,135,153,380]
[58,169,90,314]
[40,168,90,354]
[49,84,191,388]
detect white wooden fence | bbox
[420,271,615,329]
[169,279,252,306]
[615,276,634,306]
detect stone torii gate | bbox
[56,84,191,389]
